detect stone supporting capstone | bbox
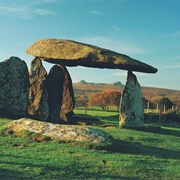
[119,71,144,128]
[47,65,75,123]
[28,58,49,121]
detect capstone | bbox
[26,39,158,73]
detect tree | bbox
[158,97,174,112]
[142,97,149,109]
[106,91,121,111]
[88,92,108,111]
[88,91,121,111]
[75,96,88,109]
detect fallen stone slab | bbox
[26,38,158,73]
[6,118,113,143]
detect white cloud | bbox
[134,72,150,76]
[170,31,180,37]
[34,8,55,16]
[112,71,148,77]
[0,1,56,19]
[78,36,149,55]
[112,25,120,31]
[160,63,180,70]
[112,72,127,76]
[174,56,180,60]
[90,10,102,16]
[38,0,57,2]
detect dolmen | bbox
[0,38,157,128]
[26,38,157,127]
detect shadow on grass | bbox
[0,168,28,180]
[106,138,179,160]
[0,109,22,120]
[133,126,180,137]
[0,154,138,180]
[97,114,119,119]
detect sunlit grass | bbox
[0,117,180,179]
[74,108,118,117]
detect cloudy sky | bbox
[0,0,180,90]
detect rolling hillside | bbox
[73,80,180,105]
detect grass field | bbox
[0,112,180,179]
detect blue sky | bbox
[0,0,180,90]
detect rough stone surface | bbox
[47,65,75,123]
[119,71,144,127]
[59,65,75,122]
[6,118,113,143]
[28,58,49,121]
[0,57,29,118]
[26,38,157,73]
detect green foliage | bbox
[158,97,174,111]
[144,110,180,127]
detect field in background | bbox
[73,82,180,104]
[0,116,180,179]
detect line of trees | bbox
[143,97,176,113]
[75,91,121,112]
[75,91,179,113]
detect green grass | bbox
[0,114,180,179]
[74,109,119,127]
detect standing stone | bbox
[28,58,49,121]
[119,71,144,128]
[0,56,29,118]
[47,65,63,123]
[60,65,75,122]
[47,65,75,123]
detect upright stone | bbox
[119,71,144,128]
[0,56,29,118]
[59,65,75,122]
[28,58,49,121]
[47,65,75,123]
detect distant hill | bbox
[73,81,180,105]
[77,80,123,86]
[77,80,109,86]
[78,80,87,84]
[113,81,123,87]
